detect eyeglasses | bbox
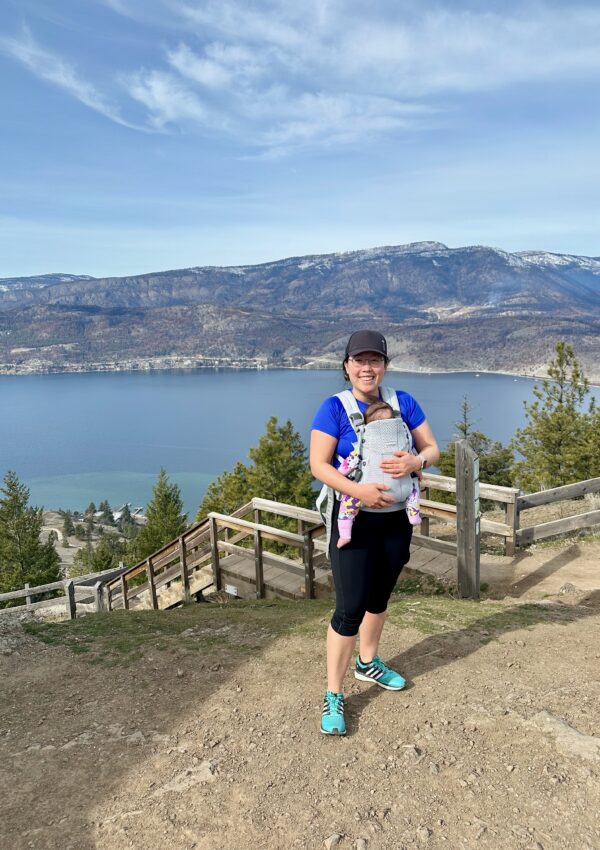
[348,356,385,367]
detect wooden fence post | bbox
[24,582,32,607]
[504,498,519,556]
[64,579,76,620]
[209,517,221,591]
[94,581,105,612]
[254,527,265,599]
[146,557,158,610]
[179,535,191,604]
[455,440,480,600]
[106,583,113,611]
[120,574,129,610]
[420,486,430,537]
[303,531,315,599]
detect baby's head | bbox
[364,401,394,423]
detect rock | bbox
[417,826,432,842]
[152,761,216,796]
[355,840,368,850]
[526,711,600,762]
[324,833,343,849]
[176,669,184,678]
[125,731,145,746]
[506,764,515,772]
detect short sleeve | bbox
[397,391,426,431]
[311,396,341,439]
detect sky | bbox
[1,0,599,278]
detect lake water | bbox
[2,368,597,518]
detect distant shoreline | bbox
[1,358,599,388]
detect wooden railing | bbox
[516,477,600,545]
[420,472,520,555]
[104,499,327,610]
[0,565,128,618]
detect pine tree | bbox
[511,342,596,490]
[0,470,61,596]
[128,468,187,564]
[196,462,251,521]
[437,397,514,492]
[196,417,314,521]
[99,500,114,525]
[86,501,97,516]
[71,533,126,577]
[247,417,315,507]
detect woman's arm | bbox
[310,429,396,509]
[379,420,441,478]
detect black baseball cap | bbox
[344,330,388,360]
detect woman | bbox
[310,330,440,735]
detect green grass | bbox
[21,591,586,667]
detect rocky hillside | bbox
[1,242,599,379]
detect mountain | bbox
[1,243,599,380]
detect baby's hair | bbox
[364,401,395,423]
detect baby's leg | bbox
[406,474,421,526]
[337,495,360,548]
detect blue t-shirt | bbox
[311,390,426,467]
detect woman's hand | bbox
[357,482,396,508]
[380,451,421,478]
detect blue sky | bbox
[1,0,599,277]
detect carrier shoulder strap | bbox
[379,385,400,414]
[334,390,365,436]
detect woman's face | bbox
[345,350,387,400]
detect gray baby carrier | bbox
[316,387,414,554]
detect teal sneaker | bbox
[321,691,346,736]
[355,655,406,690]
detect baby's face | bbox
[368,409,393,423]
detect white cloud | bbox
[125,69,207,128]
[5,3,600,150]
[0,30,148,132]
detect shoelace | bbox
[323,693,344,714]
[370,656,391,674]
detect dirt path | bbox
[2,588,600,850]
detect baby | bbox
[337,401,421,548]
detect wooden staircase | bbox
[103,499,330,611]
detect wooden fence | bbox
[516,476,600,545]
[0,565,128,619]
[9,463,598,620]
[419,472,520,555]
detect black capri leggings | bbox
[329,500,413,637]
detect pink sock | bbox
[337,517,354,547]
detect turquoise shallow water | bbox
[1,368,597,516]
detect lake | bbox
[2,368,597,518]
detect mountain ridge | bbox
[1,242,599,380]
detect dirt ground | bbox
[2,551,600,850]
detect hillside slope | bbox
[2,242,599,378]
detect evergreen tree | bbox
[71,533,126,577]
[85,514,95,542]
[86,501,97,516]
[0,470,61,596]
[117,504,136,537]
[511,342,596,490]
[60,510,75,537]
[99,500,115,525]
[436,398,514,503]
[197,462,251,520]
[128,468,187,564]
[247,417,315,507]
[196,417,314,521]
